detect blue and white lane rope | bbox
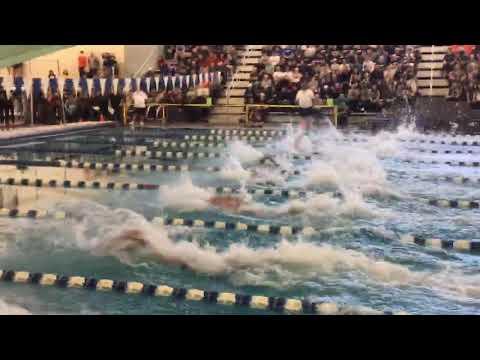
[0,178,331,198]
[417,198,479,209]
[0,208,66,219]
[5,177,476,209]
[0,208,478,254]
[412,175,480,185]
[332,137,480,146]
[412,148,478,155]
[184,134,277,142]
[209,129,287,136]
[149,216,480,253]
[0,269,405,315]
[0,159,226,173]
[53,139,228,149]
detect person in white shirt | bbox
[294,82,316,150]
[132,89,148,127]
[273,66,287,83]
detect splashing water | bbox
[11,199,480,303]
[227,140,265,165]
[0,299,31,315]
[219,157,251,185]
[158,175,214,212]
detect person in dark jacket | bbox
[0,87,8,128]
[109,91,123,125]
[5,90,15,129]
[77,92,92,122]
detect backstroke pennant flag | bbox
[100,78,106,95]
[112,78,119,94]
[86,78,93,97]
[124,78,131,94]
[58,77,65,96]
[145,77,151,92]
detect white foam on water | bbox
[158,175,214,212]
[218,157,252,184]
[238,192,390,220]
[0,298,31,315]
[11,199,480,302]
[303,146,396,200]
[227,140,264,165]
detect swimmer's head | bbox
[287,200,306,215]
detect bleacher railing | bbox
[137,102,338,127]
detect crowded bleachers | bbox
[0,46,237,129]
[246,45,422,112]
[443,45,480,105]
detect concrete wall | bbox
[22,45,125,78]
[123,45,163,77]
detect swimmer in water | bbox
[104,229,190,270]
[208,195,245,212]
[207,193,307,216]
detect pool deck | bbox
[0,121,115,143]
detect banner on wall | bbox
[154,76,160,91]
[41,79,48,97]
[58,77,65,95]
[124,78,131,94]
[100,78,106,95]
[186,75,190,88]
[145,77,151,92]
[112,78,119,94]
[23,78,30,97]
[86,78,93,97]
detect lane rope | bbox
[0,208,478,254]
[0,269,404,315]
[0,160,226,173]
[418,198,479,209]
[0,178,336,198]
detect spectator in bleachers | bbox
[88,53,100,78]
[78,51,87,78]
[64,94,78,123]
[109,89,124,124]
[249,45,421,113]
[445,46,480,102]
[77,91,92,123]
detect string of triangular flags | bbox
[0,72,223,99]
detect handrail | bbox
[430,45,434,97]
[134,102,337,127]
[132,46,159,78]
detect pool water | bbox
[0,124,479,315]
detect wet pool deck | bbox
[0,122,115,144]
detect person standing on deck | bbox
[294,82,316,150]
[0,87,8,129]
[131,88,148,128]
[78,51,88,78]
